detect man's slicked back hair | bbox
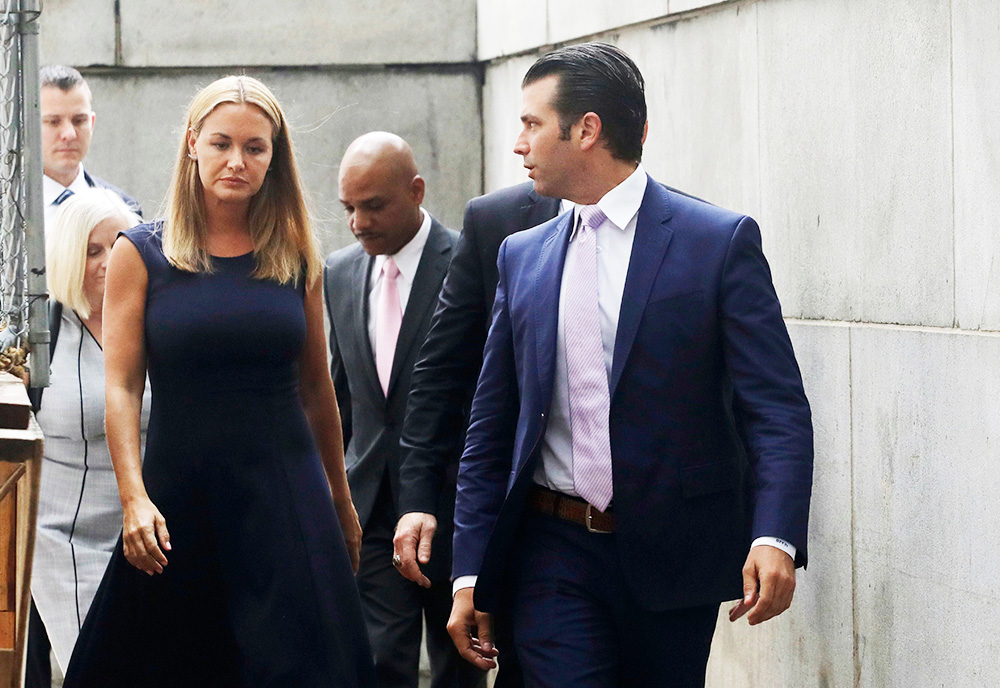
[522,42,646,163]
[40,65,88,93]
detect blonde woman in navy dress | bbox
[28,189,148,686]
[64,76,376,687]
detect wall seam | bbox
[849,326,859,688]
[755,0,762,230]
[949,0,957,328]
[113,0,122,67]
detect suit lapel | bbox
[354,253,383,400]
[386,220,453,399]
[610,180,674,398]
[534,211,573,406]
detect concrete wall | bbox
[39,0,482,253]
[477,0,999,685]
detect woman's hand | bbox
[334,498,362,573]
[122,496,171,575]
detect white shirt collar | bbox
[372,208,432,286]
[43,164,89,206]
[572,163,648,234]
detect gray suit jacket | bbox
[324,217,458,581]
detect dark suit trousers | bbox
[358,479,485,688]
[507,512,719,688]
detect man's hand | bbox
[392,512,437,587]
[447,587,498,670]
[729,545,796,625]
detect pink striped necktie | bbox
[375,257,402,396]
[564,204,613,512]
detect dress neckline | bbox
[211,251,253,261]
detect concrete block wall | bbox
[477,0,999,685]
[39,0,483,252]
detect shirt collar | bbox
[572,163,647,234]
[43,165,89,205]
[372,208,432,286]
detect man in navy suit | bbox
[40,65,141,226]
[446,43,813,687]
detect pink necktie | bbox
[376,257,401,396]
[565,205,613,512]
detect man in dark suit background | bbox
[391,182,561,585]
[391,181,560,688]
[324,132,484,688]
[446,43,814,688]
[40,65,141,224]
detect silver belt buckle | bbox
[585,504,612,534]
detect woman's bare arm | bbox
[297,277,362,571]
[104,237,170,575]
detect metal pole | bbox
[19,0,48,389]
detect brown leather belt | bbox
[526,485,614,533]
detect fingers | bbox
[475,610,498,659]
[746,564,795,625]
[447,589,498,671]
[732,546,796,625]
[729,557,759,622]
[333,501,363,574]
[392,513,435,588]
[123,507,169,576]
[417,519,436,565]
[348,539,361,574]
[155,514,172,552]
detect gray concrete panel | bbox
[477,0,547,61]
[617,5,760,218]
[120,0,476,67]
[83,69,481,255]
[39,0,116,67]
[851,325,1000,686]
[757,0,953,326]
[706,321,854,687]
[953,1,1000,332]
[482,55,536,192]
[545,0,668,46]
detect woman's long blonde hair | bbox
[163,75,321,286]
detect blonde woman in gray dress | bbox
[28,188,149,685]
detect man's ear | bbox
[641,120,648,145]
[578,112,602,152]
[410,175,426,205]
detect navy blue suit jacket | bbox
[453,178,813,613]
[84,169,143,217]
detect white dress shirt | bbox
[43,165,90,229]
[533,165,646,494]
[367,208,432,356]
[454,168,795,595]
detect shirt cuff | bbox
[453,575,477,597]
[751,536,796,561]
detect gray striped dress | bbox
[32,308,150,673]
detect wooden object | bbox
[0,373,43,688]
[0,380,29,434]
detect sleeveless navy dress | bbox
[63,225,375,687]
